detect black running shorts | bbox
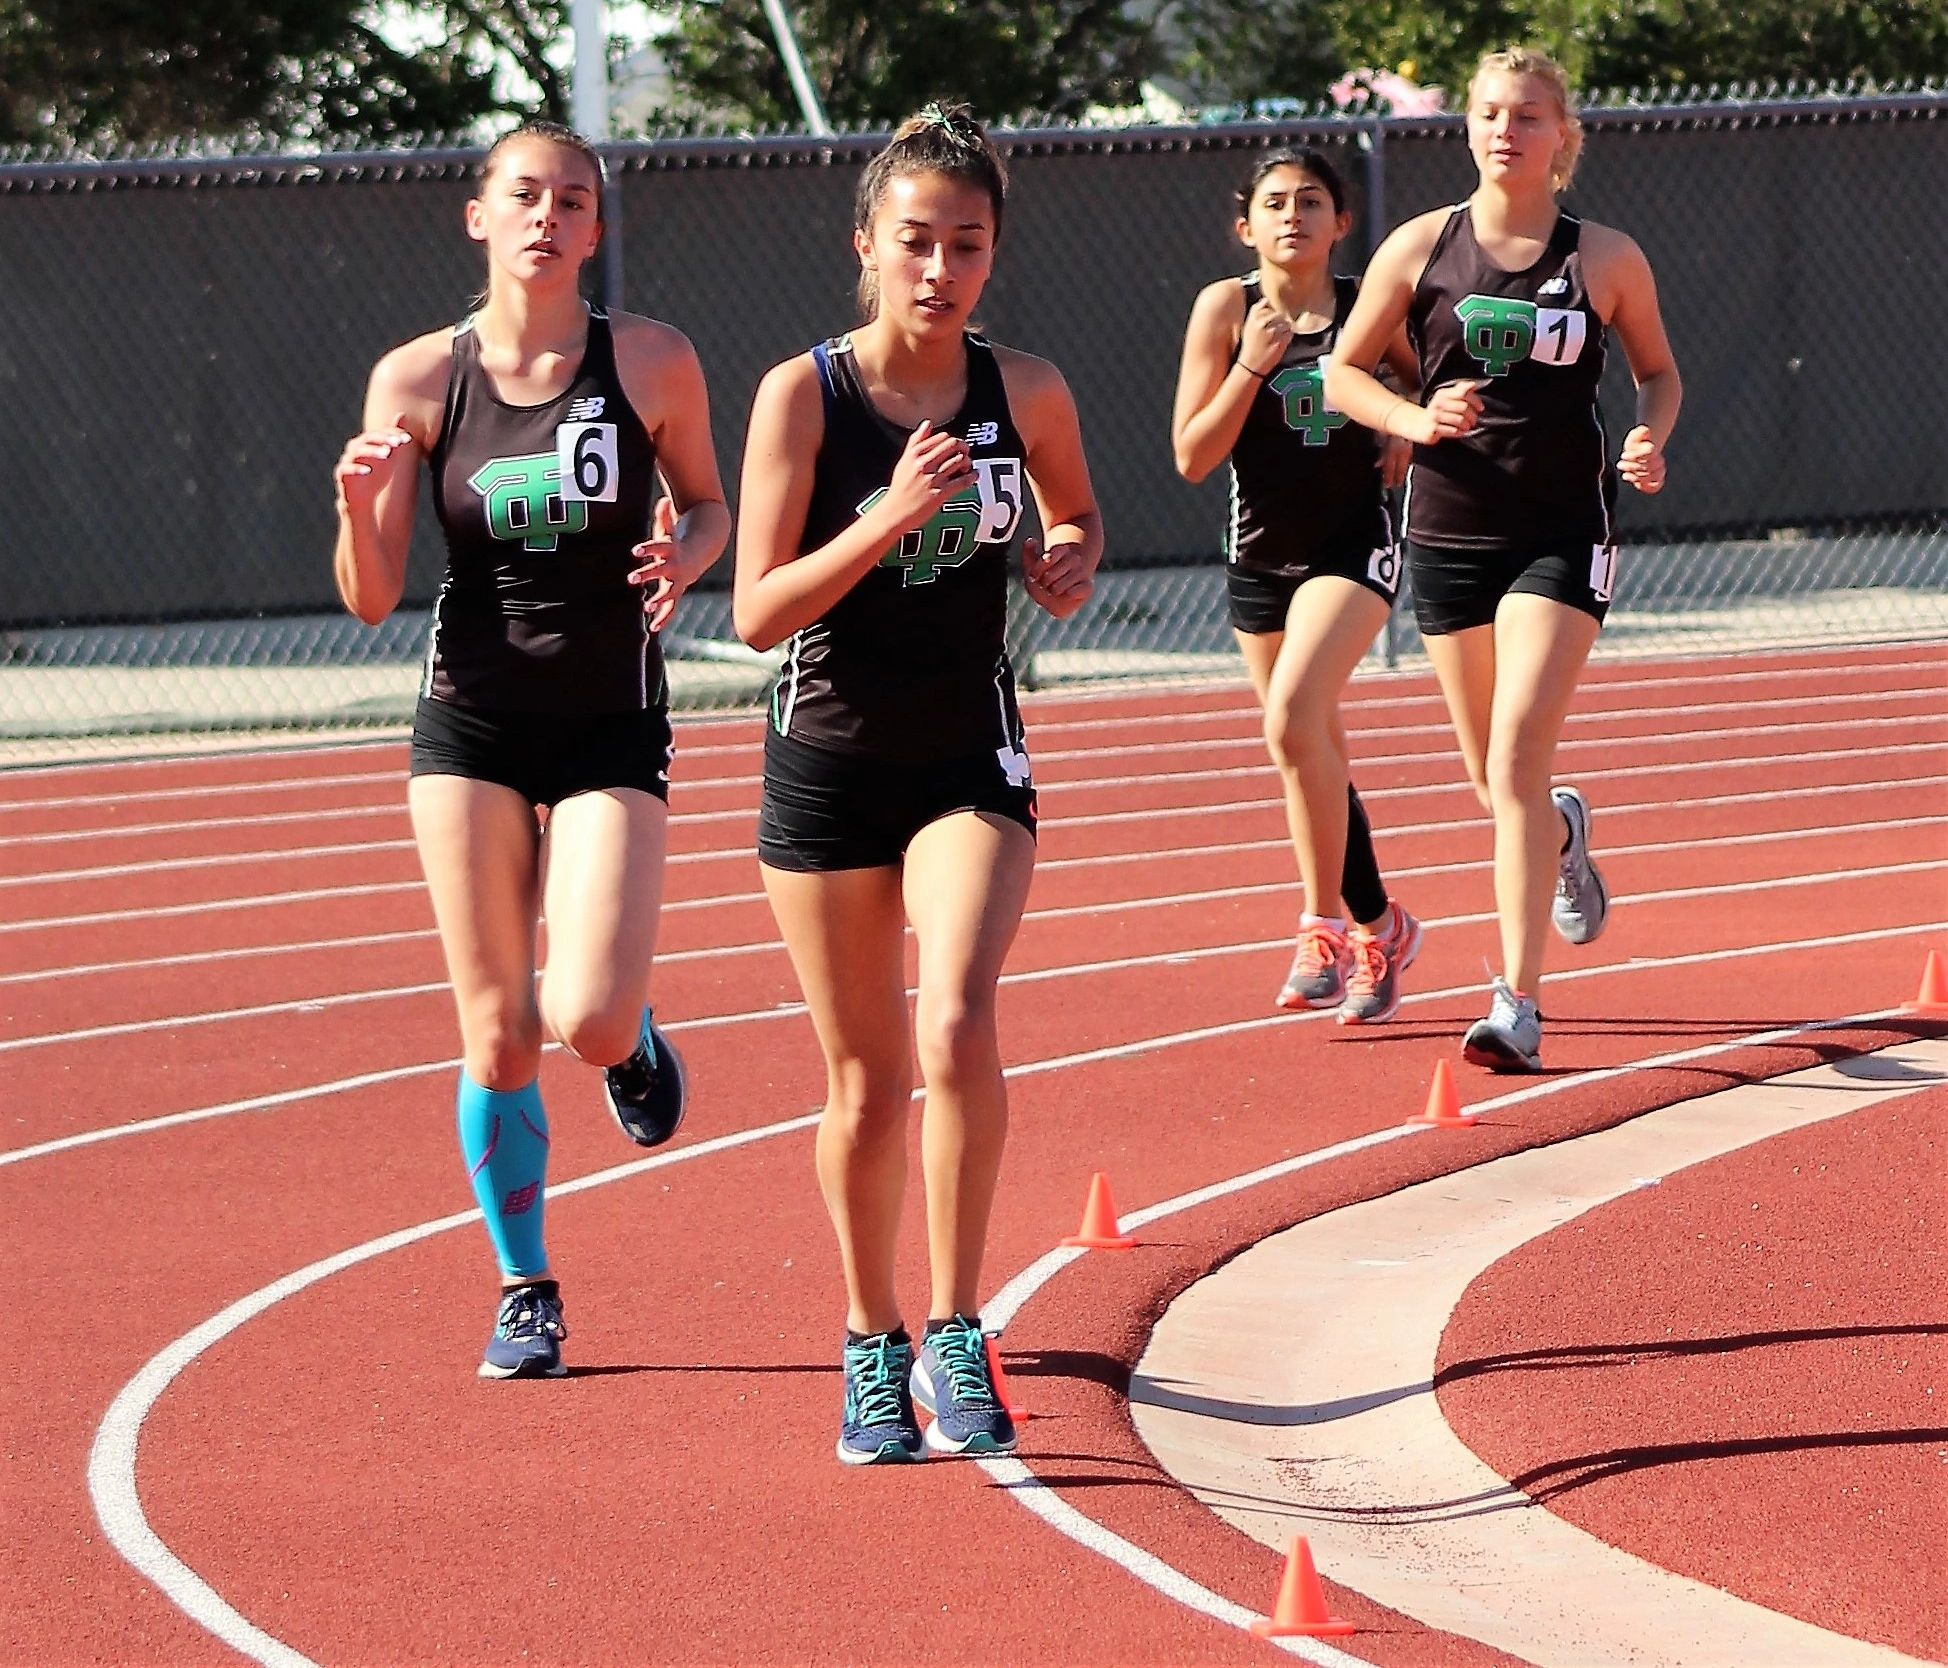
[408,695,673,808]
[1227,537,1403,635]
[758,728,1038,872]
[1407,539,1617,637]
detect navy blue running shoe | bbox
[478,1281,567,1379]
[911,1315,1017,1457]
[837,1331,922,1465]
[604,1007,686,1148]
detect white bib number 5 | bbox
[557,421,619,504]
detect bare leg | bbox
[536,786,670,1066]
[1261,577,1391,928]
[901,811,1037,1321]
[1421,623,1499,817]
[408,775,545,1089]
[1487,594,1601,995]
[761,862,912,1336]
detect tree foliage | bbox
[1578,0,1948,90]
[0,0,562,148]
[655,0,1155,130]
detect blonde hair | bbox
[1470,47,1583,193]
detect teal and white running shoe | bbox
[911,1315,1016,1458]
[837,1330,922,1465]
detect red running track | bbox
[2,641,1945,1666]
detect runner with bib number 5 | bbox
[1326,48,1682,1071]
[733,104,1101,1465]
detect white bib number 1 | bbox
[557,421,619,503]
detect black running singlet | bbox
[425,308,663,713]
[1405,206,1613,552]
[1227,274,1388,575]
[769,332,1028,761]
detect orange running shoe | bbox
[1338,903,1423,1025]
[1277,919,1351,1010]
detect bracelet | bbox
[1383,400,1413,438]
[1237,359,1272,383]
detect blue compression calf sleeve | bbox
[456,1074,550,1280]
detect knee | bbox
[1264,697,1332,772]
[914,997,999,1088]
[823,1064,913,1145]
[548,999,642,1069]
[1485,734,1553,812]
[461,1004,545,1089]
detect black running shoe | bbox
[478,1281,568,1379]
[603,1007,686,1148]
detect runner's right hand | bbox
[334,412,417,514]
[880,419,974,532]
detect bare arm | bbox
[613,315,731,631]
[331,334,447,626]
[1001,348,1103,620]
[1171,279,1286,483]
[1590,226,1683,494]
[1324,213,1480,447]
[731,357,974,652]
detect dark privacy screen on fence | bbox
[2,91,1943,738]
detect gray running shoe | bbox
[1277,921,1351,1010]
[1551,785,1609,945]
[1338,903,1423,1026]
[1462,977,1544,1072]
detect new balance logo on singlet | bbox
[1454,294,1588,376]
[1268,364,1349,446]
[566,396,606,420]
[468,453,590,552]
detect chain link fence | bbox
[2,89,1943,744]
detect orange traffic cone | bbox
[1060,1172,1138,1249]
[985,1334,1030,1422]
[1250,1536,1356,1638]
[1903,950,1948,1017]
[1408,1058,1477,1127]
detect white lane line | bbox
[974,1007,1929,1661]
[11,914,1944,1173]
[13,683,1942,842]
[5,854,1940,1057]
[1048,740,1948,831]
[13,808,1942,989]
[1130,1042,1948,1667]
[14,640,1936,798]
[9,769,1931,938]
[88,951,1941,1668]
[8,731,1945,892]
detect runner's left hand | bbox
[1379,435,1412,491]
[1023,536,1093,620]
[629,499,695,632]
[1617,424,1666,494]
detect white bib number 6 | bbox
[557,421,619,504]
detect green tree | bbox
[1579,0,1948,89]
[0,0,578,149]
[655,0,1156,129]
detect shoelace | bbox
[844,1336,910,1426]
[1346,933,1389,996]
[1294,922,1346,976]
[928,1323,998,1408]
[497,1290,564,1342]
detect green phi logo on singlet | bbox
[858,457,1024,587]
[1268,364,1348,446]
[1454,295,1539,377]
[468,453,590,552]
